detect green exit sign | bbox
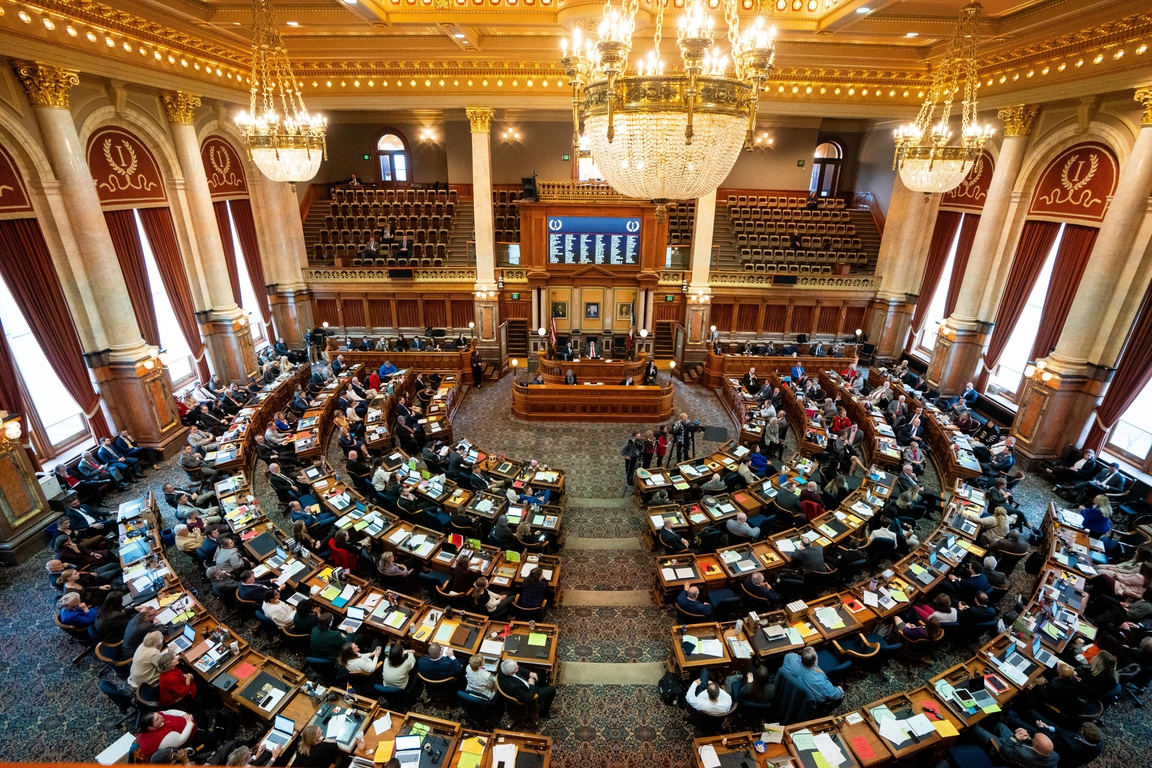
[797,159,805,167]
[665,295,674,302]
[563,154,570,161]
[511,293,520,300]
[363,154,370,160]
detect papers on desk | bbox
[674,567,696,580]
[698,638,724,657]
[876,716,911,746]
[862,590,879,608]
[812,733,847,767]
[776,538,796,553]
[905,713,935,737]
[388,527,410,545]
[372,713,392,736]
[325,714,347,739]
[698,745,721,768]
[815,607,845,630]
[727,636,752,659]
[492,744,517,766]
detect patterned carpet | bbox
[3,374,1150,768]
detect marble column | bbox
[252,169,311,347]
[161,91,255,384]
[683,189,715,347]
[466,107,499,358]
[1012,90,1152,461]
[13,62,185,452]
[928,104,1038,394]
[867,175,937,360]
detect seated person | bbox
[310,612,358,659]
[970,721,1058,768]
[135,711,197,763]
[465,653,497,700]
[892,614,945,642]
[777,647,843,707]
[380,643,417,690]
[743,572,780,606]
[726,512,761,541]
[792,539,828,573]
[956,591,997,626]
[676,585,714,618]
[655,518,693,554]
[416,642,463,680]
[497,659,557,718]
[518,567,548,610]
[685,672,734,716]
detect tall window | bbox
[810,141,842,198]
[986,223,1066,401]
[225,201,267,347]
[1108,379,1152,470]
[0,275,86,450]
[376,133,408,183]
[133,210,197,388]
[913,215,965,358]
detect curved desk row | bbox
[534,351,647,384]
[511,382,674,422]
[701,349,859,389]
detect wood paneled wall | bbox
[311,292,476,331]
[708,299,868,338]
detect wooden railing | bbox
[853,191,886,237]
[298,182,327,221]
[536,180,636,201]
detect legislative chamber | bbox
[2,1,1152,767]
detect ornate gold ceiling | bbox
[0,0,1150,111]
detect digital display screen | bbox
[547,216,640,265]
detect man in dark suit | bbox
[1042,448,1099,485]
[446,447,466,481]
[1006,713,1101,768]
[656,520,693,554]
[65,496,112,539]
[743,367,759,394]
[956,591,997,626]
[96,437,140,481]
[642,358,658,385]
[416,642,463,680]
[77,450,129,489]
[676,586,714,617]
[397,235,412,260]
[498,659,556,718]
[942,560,990,602]
[744,572,780,605]
[1058,462,1125,504]
[286,500,338,531]
[236,570,273,603]
[346,450,372,487]
[113,430,162,470]
[268,462,305,502]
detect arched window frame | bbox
[810,140,843,198]
[374,128,412,185]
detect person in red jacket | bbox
[136,710,197,762]
[157,655,199,710]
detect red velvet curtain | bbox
[0,316,23,417]
[1028,224,1099,362]
[977,220,1062,389]
[137,207,211,383]
[212,200,243,306]
[228,199,272,324]
[943,213,981,318]
[1084,278,1152,452]
[103,209,160,347]
[0,218,111,439]
[909,210,962,335]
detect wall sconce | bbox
[752,132,775,151]
[418,128,437,143]
[500,128,523,143]
[1,416,22,445]
[498,275,504,290]
[474,286,496,299]
[158,351,170,367]
[1035,360,1047,370]
[468,321,476,339]
[236,314,247,326]
[689,290,710,303]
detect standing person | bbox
[672,413,693,463]
[470,348,483,389]
[641,430,656,469]
[655,425,670,468]
[621,433,642,490]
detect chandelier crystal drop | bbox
[892,1,993,195]
[562,0,776,218]
[235,0,326,186]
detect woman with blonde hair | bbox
[1079,494,1113,537]
[291,724,346,767]
[964,505,1015,547]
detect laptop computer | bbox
[260,715,295,750]
[394,735,423,767]
[1032,637,1059,668]
[168,623,196,654]
[338,606,366,634]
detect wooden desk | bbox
[503,621,559,677]
[785,717,862,768]
[671,622,732,678]
[930,661,1019,727]
[862,689,961,760]
[535,350,645,383]
[326,346,473,374]
[382,521,446,563]
[693,732,790,768]
[483,731,551,768]
[232,656,305,719]
[357,588,425,639]
[837,712,894,767]
[450,730,492,768]
[511,381,674,422]
[701,348,859,389]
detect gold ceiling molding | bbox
[160,90,201,124]
[18,0,250,67]
[12,60,79,107]
[976,10,1152,78]
[997,104,1039,137]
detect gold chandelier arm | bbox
[724,0,742,79]
[653,0,664,60]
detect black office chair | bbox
[735,698,774,725]
[281,626,311,652]
[254,609,282,641]
[675,602,710,624]
[456,690,502,729]
[305,656,339,684]
[96,641,133,679]
[496,676,539,729]
[510,597,548,621]
[235,594,261,623]
[738,580,776,611]
[375,673,422,711]
[418,672,460,705]
[803,567,840,594]
[53,614,95,665]
[686,705,731,735]
[135,683,162,714]
[996,550,1028,577]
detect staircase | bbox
[654,320,677,358]
[303,200,333,266]
[847,208,883,273]
[505,319,529,358]
[710,208,743,271]
[447,205,475,266]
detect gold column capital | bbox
[160,91,202,124]
[13,61,79,108]
[997,104,1040,137]
[466,107,495,133]
[1135,87,1152,126]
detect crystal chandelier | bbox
[892,1,993,195]
[562,0,776,220]
[235,0,326,186]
